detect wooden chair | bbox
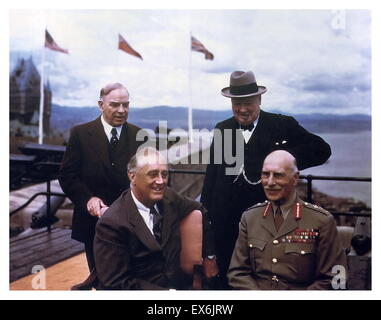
[180,209,218,289]
[179,210,204,289]
[72,209,214,290]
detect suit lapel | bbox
[247,110,272,149]
[225,118,243,167]
[125,191,162,252]
[158,196,177,248]
[118,122,129,152]
[87,117,113,171]
[226,111,273,149]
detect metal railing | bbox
[168,168,371,218]
[10,161,64,232]
[10,167,371,233]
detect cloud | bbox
[286,71,371,94]
[9,10,371,115]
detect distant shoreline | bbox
[50,104,371,138]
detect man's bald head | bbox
[261,150,299,205]
[263,150,298,174]
[127,147,168,173]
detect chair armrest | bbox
[180,210,203,274]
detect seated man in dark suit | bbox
[94,147,218,290]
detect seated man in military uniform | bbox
[227,150,347,290]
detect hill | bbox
[51,104,371,138]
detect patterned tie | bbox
[274,206,284,231]
[150,206,162,243]
[110,128,119,146]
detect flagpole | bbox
[38,44,46,144]
[188,31,194,144]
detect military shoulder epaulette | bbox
[301,201,330,216]
[245,200,269,211]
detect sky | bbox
[9,9,371,115]
[3,1,381,301]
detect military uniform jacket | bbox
[58,117,143,243]
[94,188,216,290]
[200,110,332,276]
[201,110,332,244]
[227,199,347,290]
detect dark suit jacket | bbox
[200,110,331,272]
[58,117,143,243]
[93,188,216,290]
[228,199,347,290]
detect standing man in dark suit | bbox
[59,83,144,272]
[94,147,218,289]
[228,150,347,290]
[201,70,332,288]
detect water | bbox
[302,131,371,206]
[179,130,372,206]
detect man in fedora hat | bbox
[201,70,331,288]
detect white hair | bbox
[127,147,167,173]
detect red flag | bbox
[118,34,143,60]
[44,29,69,54]
[191,35,214,60]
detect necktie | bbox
[274,206,284,231]
[241,123,254,131]
[150,206,162,243]
[110,128,119,146]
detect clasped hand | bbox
[87,197,109,218]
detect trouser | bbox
[215,219,241,290]
[84,241,96,272]
[215,181,267,289]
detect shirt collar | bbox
[238,114,260,132]
[100,115,123,138]
[271,190,297,219]
[131,190,159,213]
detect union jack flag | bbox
[191,35,214,60]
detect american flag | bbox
[191,35,214,60]
[44,29,69,54]
[118,34,143,60]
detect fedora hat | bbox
[221,70,267,98]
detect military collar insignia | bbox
[263,201,272,217]
[294,202,302,220]
[262,200,302,220]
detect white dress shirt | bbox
[240,115,259,144]
[131,190,160,235]
[101,115,122,142]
